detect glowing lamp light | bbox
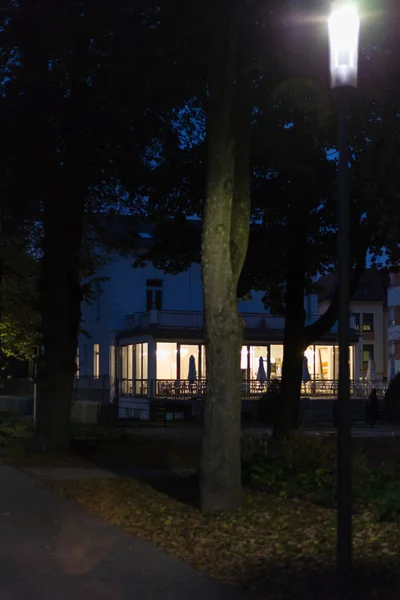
[328,3,360,88]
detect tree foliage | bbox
[129,1,400,444]
[0,234,40,361]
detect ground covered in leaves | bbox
[3,418,400,597]
[52,476,400,599]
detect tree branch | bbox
[304,252,367,346]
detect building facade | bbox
[318,270,389,380]
[77,229,360,417]
[388,272,400,375]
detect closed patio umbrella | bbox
[366,358,375,381]
[256,357,267,383]
[188,355,197,384]
[302,356,311,384]
[388,355,396,382]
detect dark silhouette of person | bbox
[367,388,379,428]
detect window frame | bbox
[362,344,374,364]
[362,312,374,332]
[146,279,163,311]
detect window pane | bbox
[353,313,360,331]
[121,346,128,379]
[146,290,153,311]
[156,342,177,379]
[315,346,334,380]
[241,346,248,371]
[349,346,354,379]
[127,345,133,380]
[93,343,100,378]
[180,345,199,381]
[135,344,142,379]
[109,345,115,379]
[270,345,283,379]
[121,346,129,394]
[201,345,206,378]
[363,313,374,332]
[155,290,162,310]
[249,346,268,380]
[142,344,148,379]
[334,346,339,380]
[304,346,315,377]
[363,344,374,362]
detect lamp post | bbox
[328,2,360,591]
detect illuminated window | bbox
[362,313,374,332]
[270,345,283,379]
[156,342,177,379]
[363,344,374,365]
[121,345,133,394]
[180,345,199,381]
[249,346,268,380]
[93,343,100,378]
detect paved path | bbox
[0,464,247,600]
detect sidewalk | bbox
[0,464,248,600]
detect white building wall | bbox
[78,252,319,377]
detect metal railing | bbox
[150,378,389,400]
[123,310,356,333]
[156,379,207,399]
[158,311,204,328]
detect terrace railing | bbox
[118,378,388,400]
[124,311,356,334]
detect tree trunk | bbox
[272,200,307,442]
[200,0,251,514]
[33,183,85,453]
[24,3,89,453]
[273,247,367,444]
[274,332,305,440]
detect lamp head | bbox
[328,2,360,88]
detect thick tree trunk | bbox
[274,331,305,440]
[201,307,244,513]
[33,183,85,453]
[24,3,89,453]
[200,0,251,514]
[272,201,307,442]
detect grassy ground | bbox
[3,420,400,598]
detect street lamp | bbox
[329,4,360,88]
[328,1,360,592]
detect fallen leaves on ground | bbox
[51,477,400,599]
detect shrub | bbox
[0,416,36,437]
[242,435,400,521]
[242,434,336,502]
